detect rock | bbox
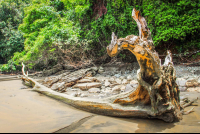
[51,83,59,90]
[179,86,187,92]
[63,65,75,70]
[105,87,112,90]
[70,88,79,91]
[20,86,28,89]
[115,78,122,84]
[198,77,200,85]
[98,67,104,74]
[58,82,65,88]
[114,74,121,78]
[71,93,78,97]
[120,85,126,92]
[186,79,199,87]
[109,83,118,88]
[122,79,128,84]
[187,87,200,92]
[77,78,94,83]
[84,77,100,82]
[119,76,125,79]
[125,84,136,92]
[130,80,138,84]
[194,70,200,75]
[98,94,105,99]
[73,82,102,91]
[127,75,133,80]
[112,85,122,92]
[176,79,187,87]
[80,94,88,97]
[104,80,111,87]
[109,77,115,82]
[88,88,101,93]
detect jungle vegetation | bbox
[0,0,199,72]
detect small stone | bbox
[127,75,133,80]
[98,67,104,74]
[70,88,79,91]
[80,94,88,97]
[58,82,65,88]
[122,79,128,84]
[71,93,78,97]
[51,83,59,90]
[120,85,126,92]
[109,77,115,82]
[101,85,106,89]
[115,78,122,84]
[179,86,187,92]
[198,77,200,84]
[104,80,111,87]
[105,87,112,90]
[73,82,102,91]
[125,84,136,92]
[88,88,101,93]
[187,87,200,92]
[119,76,125,79]
[114,74,121,78]
[186,79,199,87]
[20,86,28,89]
[77,79,94,83]
[130,80,138,84]
[112,85,122,92]
[98,94,105,99]
[176,79,187,87]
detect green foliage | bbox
[1,0,199,72]
[13,0,83,68]
[142,0,200,51]
[0,0,30,64]
[0,59,17,72]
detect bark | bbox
[107,8,182,121]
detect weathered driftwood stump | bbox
[107,8,183,122]
[19,8,197,123]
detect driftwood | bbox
[19,8,198,122]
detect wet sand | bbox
[1,79,200,133]
[0,80,92,133]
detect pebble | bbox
[114,74,121,78]
[80,94,88,97]
[20,86,28,89]
[176,79,187,87]
[179,86,187,92]
[130,80,138,84]
[187,87,200,92]
[120,85,126,92]
[122,79,128,84]
[115,78,122,84]
[104,80,111,87]
[88,88,101,93]
[127,75,132,80]
[112,85,122,92]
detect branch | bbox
[132,8,151,40]
[22,62,28,77]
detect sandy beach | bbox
[0,78,200,133]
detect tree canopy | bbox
[0,0,200,72]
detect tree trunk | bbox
[107,8,181,120]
